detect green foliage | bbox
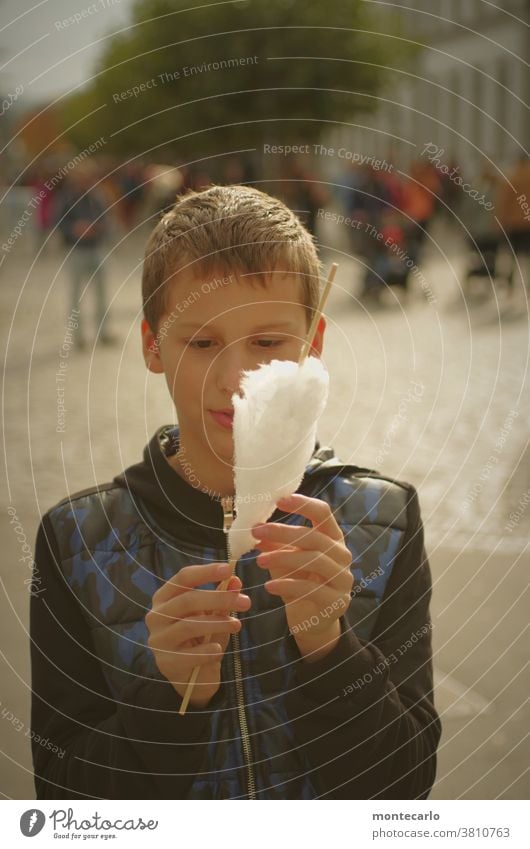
[60,0,414,159]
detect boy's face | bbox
[141,270,325,467]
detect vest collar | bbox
[116,424,332,548]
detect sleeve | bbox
[30,514,213,800]
[284,484,441,799]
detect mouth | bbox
[209,409,234,430]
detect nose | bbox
[214,344,250,398]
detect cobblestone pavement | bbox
[1,222,528,798]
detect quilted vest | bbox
[48,446,409,799]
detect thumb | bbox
[226,575,242,592]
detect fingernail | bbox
[216,563,231,578]
[252,524,268,537]
[277,495,296,507]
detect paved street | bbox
[1,220,528,798]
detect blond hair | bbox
[142,184,321,332]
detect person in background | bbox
[29,166,55,254]
[497,156,530,294]
[118,161,147,229]
[55,164,114,349]
[280,161,329,236]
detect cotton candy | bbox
[228,356,329,562]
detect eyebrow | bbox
[177,321,299,332]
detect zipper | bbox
[220,495,257,800]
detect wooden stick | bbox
[298,262,338,365]
[177,572,234,715]
[178,262,339,715]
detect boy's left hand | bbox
[252,493,353,663]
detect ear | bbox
[141,318,164,374]
[309,315,326,357]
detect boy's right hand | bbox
[146,562,250,709]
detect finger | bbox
[154,562,232,604]
[251,538,298,554]
[257,549,353,593]
[252,522,351,566]
[177,642,224,662]
[276,493,345,541]
[208,630,231,653]
[225,575,242,592]
[213,574,243,595]
[157,643,225,681]
[161,587,251,620]
[151,615,242,648]
[148,588,242,630]
[265,577,346,611]
[213,568,241,591]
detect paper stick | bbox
[178,262,338,715]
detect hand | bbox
[146,562,251,708]
[252,493,353,663]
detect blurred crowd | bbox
[3,148,529,346]
[277,154,530,306]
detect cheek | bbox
[164,352,210,402]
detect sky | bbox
[0,0,135,103]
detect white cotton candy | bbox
[228,357,329,562]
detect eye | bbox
[186,339,215,349]
[254,339,284,348]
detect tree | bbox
[60,0,414,163]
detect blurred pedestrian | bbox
[117,161,146,229]
[279,162,329,235]
[459,165,502,298]
[400,161,440,269]
[497,156,530,294]
[29,166,55,253]
[55,164,114,349]
[348,166,391,303]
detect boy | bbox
[30,185,441,800]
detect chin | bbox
[205,424,234,459]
